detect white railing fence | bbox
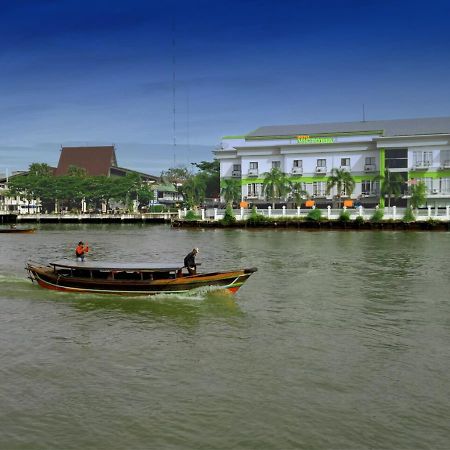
[180,205,450,222]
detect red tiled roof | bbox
[55,146,118,176]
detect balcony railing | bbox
[413,161,432,169]
[247,169,259,177]
[232,170,241,177]
[315,166,327,174]
[440,160,450,169]
[340,165,350,171]
[291,167,303,175]
[364,164,376,172]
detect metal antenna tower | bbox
[172,17,176,167]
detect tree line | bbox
[7,163,154,213]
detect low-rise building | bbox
[215,116,450,207]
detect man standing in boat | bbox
[184,248,199,275]
[75,241,89,262]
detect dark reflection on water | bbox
[1,225,450,450]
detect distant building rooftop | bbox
[245,116,450,139]
[54,145,157,181]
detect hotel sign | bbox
[297,135,335,144]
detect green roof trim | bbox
[221,135,246,139]
[409,170,450,179]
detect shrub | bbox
[354,215,365,225]
[306,208,322,221]
[185,210,201,221]
[370,209,384,222]
[338,210,351,222]
[246,206,266,225]
[149,204,165,213]
[402,207,415,223]
[220,203,236,226]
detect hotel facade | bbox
[214,117,450,207]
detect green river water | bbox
[0,224,449,449]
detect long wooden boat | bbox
[0,227,36,234]
[26,260,257,295]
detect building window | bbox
[413,151,433,167]
[272,161,281,169]
[441,150,450,166]
[385,149,408,169]
[422,177,433,193]
[341,158,350,167]
[249,162,258,170]
[233,164,241,171]
[365,157,376,165]
[247,183,261,198]
[361,180,379,195]
[440,178,450,194]
[317,159,326,167]
[313,181,326,197]
[293,159,302,168]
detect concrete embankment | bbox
[172,219,450,231]
[1,213,175,224]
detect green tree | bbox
[290,181,309,207]
[410,181,427,209]
[220,178,241,206]
[377,169,404,207]
[326,168,355,208]
[192,159,220,198]
[28,163,53,177]
[181,175,206,209]
[262,167,291,208]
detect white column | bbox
[214,208,218,220]
[282,205,286,216]
[101,201,107,213]
[446,205,450,220]
[427,205,432,218]
[201,209,205,221]
[393,205,396,220]
[297,206,300,217]
[183,207,187,217]
[358,205,363,217]
[240,207,244,220]
[81,198,86,213]
[178,209,182,219]
[327,205,331,219]
[268,206,272,217]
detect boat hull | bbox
[0,228,36,234]
[26,264,256,296]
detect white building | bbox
[214,117,450,207]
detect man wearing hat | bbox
[184,248,199,275]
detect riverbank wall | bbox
[172,218,450,231]
[0,212,175,224]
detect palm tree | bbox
[410,181,427,210]
[220,178,241,206]
[376,169,404,207]
[262,168,291,208]
[290,181,309,207]
[326,168,355,208]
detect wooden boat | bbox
[0,227,36,234]
[26,260,257,295]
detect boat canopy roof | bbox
[50,260,185,272]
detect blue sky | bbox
[1,0,450,175]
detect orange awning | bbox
[305,200,315,207]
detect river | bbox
[1,224,449,449]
